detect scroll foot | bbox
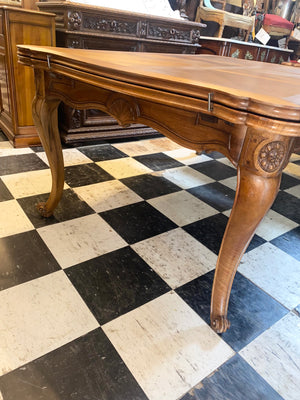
[36,202,53,218]
[211,316,231,333]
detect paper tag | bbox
[292,27,300,41]
[255,28,271,45]
[278,37,287,48]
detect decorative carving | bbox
[231,49,240,58]
[211,316,231,333]
[258,141,286,172]
[68,11,82,31]
[138,21,148,38]
[83,17,136,35]
[106,95,140,126]
[270,55,277,63]
[245,51,254,60]
[71,109,82,129]
[67,38,81,48]
[260,50,266,62]
[148,25,190,41]
[191,29,201,44]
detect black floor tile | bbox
[100,201,176,244]
[18,189,95,228]
[66,246,170,325]
[280,173,300,190]
[176,270,288,352]
[134,152,183,171]
[0,179,13,202]
[121,173,181,200]
[0,130,8,141]
[180,354,284,400]
[78,143,128,161]
[0,328,148,400]
[190,160,236,181]
[0,154,48,176]
[64,163,113,187]
[0,230,61,291]
[271,191,300,224]
[183,214,265,255]
[205,151,226,160]
[271,227,300,261]
[188,182,235,211]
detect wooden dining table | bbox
[17,45,300,333]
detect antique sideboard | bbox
[37,1,205,145]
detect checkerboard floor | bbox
[0,133,299,400]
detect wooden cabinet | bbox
[37,1,205,145]
[0,7,55,147]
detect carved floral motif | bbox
[148,25,190,41]
[68,11,82,31]
[106,96,140,126]
[191,30,201,44]
[83,17,136,34]
[258,141,285,172]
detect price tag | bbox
[255,28,271,45]
[292,27,300,41]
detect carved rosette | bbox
[83,17,136,35]
[106,95,140,126]
[258,141,286,173]
[68,11,82,31]
[148,25,189,41]
[191,30,201,44]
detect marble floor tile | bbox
[97,157,152,179]
[37,214,127,269]
[240,243,300,309]
[0,199,34,238]
[0,179,13,202]
[64,163,113,187]
[103,292,234,400]
[271,191,300,224]
[283,160,300,179]
[0,147,33,156]
[132,228,217,288]
[240,312,300,400]
[37,148,92,166]
[134,153,184,171]
[113,137,181,156]
[0,153,48,176]
[66,246,170,325]
[254,209,298,241]
[0,271,99,375]
[2,169,69,199]
[74,180,143,212]
[155,166,214,189]
[271,227,300,262]
[180,354,283,400]
[188,182,235,212]
[280,172,300,190]
[121,173,181,200]
[190,160,237,181]
[0,328,147,400]
[285,184,300,199]
[162,148,211,165]
[0,230,61,291]
[219,176,237,191]
[77,143,128,161]
[148,191,217,226]
[100,201,176,244]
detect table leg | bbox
[210,165,281,333]
[32,94,64,217]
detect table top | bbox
[18,45,300,123]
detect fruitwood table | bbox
[18,46,300,333]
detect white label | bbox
[278,37,286,48]
[292,27,300,41]
[255,28,271,45]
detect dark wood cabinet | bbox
[37,1,205,145]
[0,6,55,147]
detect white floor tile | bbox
[219,176,237,191]
[97,157,152,179]
[0,271,99,376]
[113,137,181,157]
[2,169,69,198]
[155,166,214,189]
[74,180,142,212]
[103,292,234,400]
[239,243,300,309]
[132,228,217,288]
[0,147,32,156]
[163,148,211,165]
[283,162,300,180]
[240,312,300,400]
[255,209,298,241]
[148,190,217,226]
[285,184,300,199]
[37,148,92,166]
[0,200,34,238]
[37,214,127,269]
